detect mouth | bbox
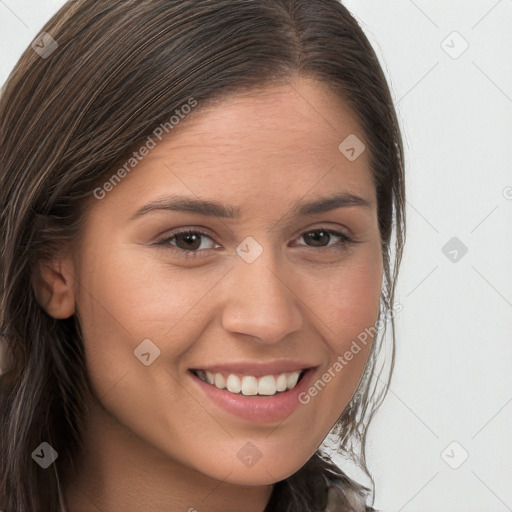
[190,368,307,397]
[188,364,317,423]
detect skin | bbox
[35,76,383,512]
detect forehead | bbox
[86,77,376,223]
[172,78,366,158]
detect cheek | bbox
[74,246,226,408]
[329,251,382,371]
[297,247,382,426]
[335,258,382,345]
[306,245,383,348]
[76,247,213,346]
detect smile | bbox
[192,369,304,396]
[188,361,317,422]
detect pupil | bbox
[305,231,329,247]
[178,233,200,250]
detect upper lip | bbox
[190,360,318,377]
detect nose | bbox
[221,248,304,344]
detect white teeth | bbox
[287,371,300,389]
[195,369,303,396]
[241,375,258,396]
[226,374,241,393]
[276,373,287,392]
[214,373,226,390]
[258,375,277,395]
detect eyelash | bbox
[153,227,358,258]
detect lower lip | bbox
[190,368,316,423]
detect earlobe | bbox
[32,256,76,319]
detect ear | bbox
[32,254,76,319]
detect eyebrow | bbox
[131,192,372,220]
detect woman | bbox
[0,1,405,510]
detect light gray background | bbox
[1,1,511,511]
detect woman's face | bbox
[69,77,383,486]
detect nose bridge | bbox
[221,239,303,343]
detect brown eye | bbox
[173,232,203,251]
[154,229,219,256]
[302,230,331,247]
[295,229,354,250]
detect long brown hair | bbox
[0,1,406,510]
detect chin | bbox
[211,463,299,487]
[194,446,313,487]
